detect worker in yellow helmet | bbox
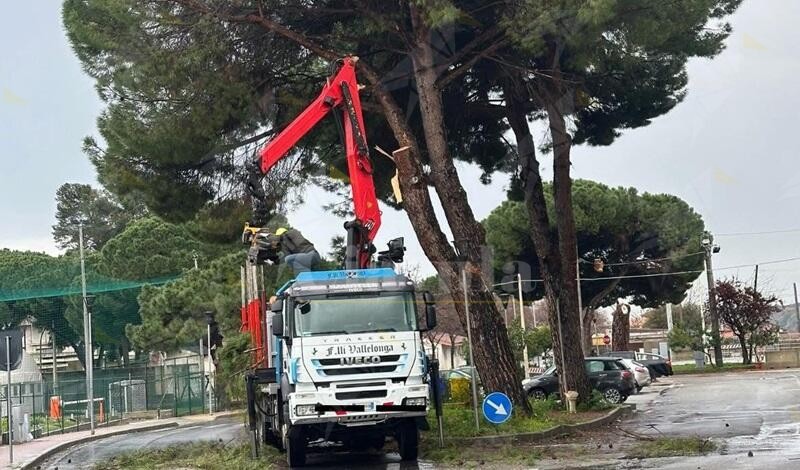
[273,227,321,274]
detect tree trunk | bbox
[121,338,131,367]
[582,274,626,353]
[582,309,595,354]
[503,74,591,401]
[612,303,631,351]
[739,336,750,364]
[404,6,531,413]
[178,0,532,414]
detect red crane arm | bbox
[257,57,381,268]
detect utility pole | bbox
[794,283,800,334]
[576,253,585,355]
[754,265,759,291]
[79,223,95,434]
[702,232,724,367]
[517,274,529,379]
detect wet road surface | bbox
[40,419,245,469]
[624,369,800,468]
[39,371,800,469]
[39,417,435,469]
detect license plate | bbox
[365,402,375,412]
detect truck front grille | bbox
[323,365,397,375]
[313,354,407,377]
[335,390,387,400]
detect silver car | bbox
[619,358,651,393]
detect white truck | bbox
[245,267,437,467]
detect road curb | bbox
[20,421,179,470]
[441,406,632,445]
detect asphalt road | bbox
[40,371,800,469]
[625,369,800,468]
[39,417,434,469]
[39,419,245,470]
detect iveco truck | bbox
[244,267,437,467]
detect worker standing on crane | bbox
[272,227,320,273]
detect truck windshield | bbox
[293,292,417,337]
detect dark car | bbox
[607,351,673,378]
[523,357,637,404]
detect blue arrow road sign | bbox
[482,391,512,424]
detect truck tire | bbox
[285,424,306,468]
[396,419,419,461]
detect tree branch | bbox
[437,38,508,89]
[167,0,341,61]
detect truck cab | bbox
[256,268,436,466]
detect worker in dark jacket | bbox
[274,227,321,273]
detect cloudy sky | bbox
[2,1,800,303]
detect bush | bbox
[448,377,471,404]
[530,396,559,416]
[577,390,614,412]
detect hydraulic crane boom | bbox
[252,56,381,269]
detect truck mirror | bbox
[271,313,284,337]
[421,291,437,330]
[425,303,437,330]
[270,298,283,313]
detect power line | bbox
[590,251,705,267]
[716,228,800,237]
[715,256,800,271]
[579,270,704,282]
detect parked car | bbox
[618,358,652,393]
[523,357,637,404]
[608,351,673,378]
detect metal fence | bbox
[1,356,215,443]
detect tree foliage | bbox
[713,279,781,364]
[0,249,87,367]
[52,183,145,251]
[485,179,705,352]
[63,0,741,407]
[486,180,705,308]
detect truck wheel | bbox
[285,425,306,468]
[396,419,419,461]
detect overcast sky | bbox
[2,1,800,303]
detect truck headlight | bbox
[403,397,426,407]
[295,404,317,416]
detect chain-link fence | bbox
[1,355,215,443]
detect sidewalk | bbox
[0,411,241,469]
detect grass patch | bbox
[93,441,282,470]
[626,437,717,459]
[672,363,756,375]
[425,397,612,439]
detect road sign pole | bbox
[462,269,480,433]
[7,335,13,464]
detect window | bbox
[585,360,605,373]
[604,360,624,371]
[294,292,417,337]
